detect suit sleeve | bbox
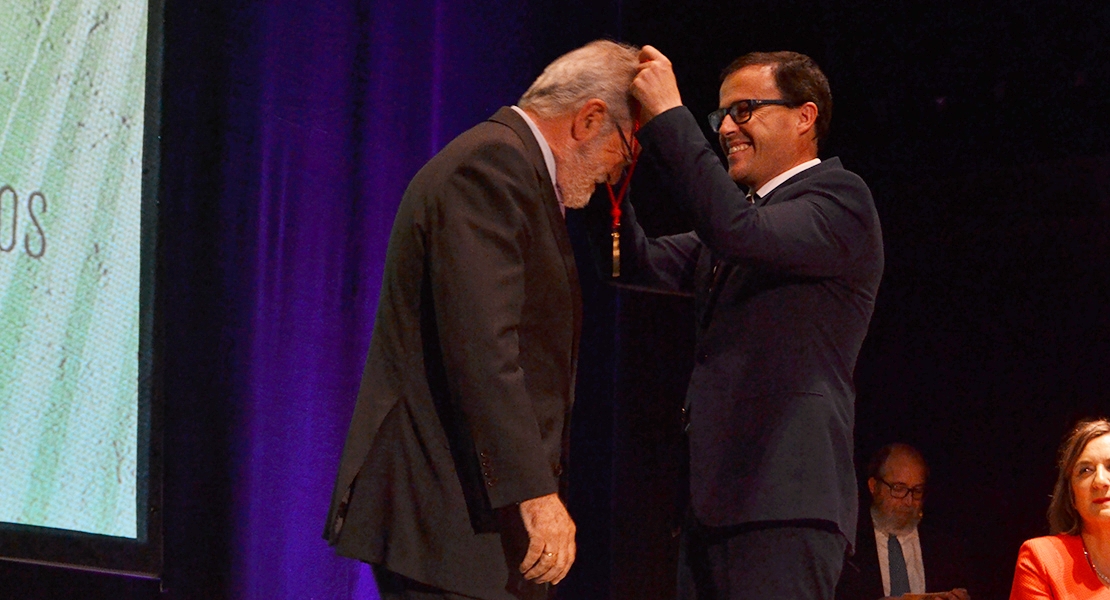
[1008,541,1054,600]
[579,178,700,294]
[428,139,557,508]
[637,107,874,278]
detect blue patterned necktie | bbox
[888,533,911,596]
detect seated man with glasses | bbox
[836,444,972,600]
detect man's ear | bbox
[867,477,878,498]
[571,99,608,142]
[796,101,818,139]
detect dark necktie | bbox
[888,534,911,596]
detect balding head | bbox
[867,444,928,534]
[869,443,929,482]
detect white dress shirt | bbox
[753,157,821,199]
[873,508,926,596]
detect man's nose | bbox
[718,114,739,135]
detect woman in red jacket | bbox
[1010,418,1110,599]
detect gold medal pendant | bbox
[611,230,620,278]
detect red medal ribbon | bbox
[605,119,640,231]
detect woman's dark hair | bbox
[1048,418,1110,535]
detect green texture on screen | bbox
[0,0,148,539]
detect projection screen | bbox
[0,0,162,577]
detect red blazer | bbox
[1010,534,1110,599]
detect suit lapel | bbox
[860,512,885,598]
[487,107,583,353]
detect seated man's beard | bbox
[557,137,612,210]
[872,505,923,535]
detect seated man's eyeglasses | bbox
[708,99,800,132]
[876,477,926,500]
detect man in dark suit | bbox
[836,444,971,600]
[323,40,640,600]
[590,47,884,599]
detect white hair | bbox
[519,40,639,124]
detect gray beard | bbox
[557,139,609,210]
[871,505,922,535]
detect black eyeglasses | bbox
[876,477,926,500]
[614,120,638,162]
[707,99,799,132]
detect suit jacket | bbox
[835,510,971,599]
[1010,534,1108,600]
[324,107,582,599]
[588,107,883,541]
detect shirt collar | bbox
[511,106,563,215]
[754,157,821,200]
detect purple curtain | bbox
[222,2,542,598]
[160,1,580,598]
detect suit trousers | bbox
[677,516,847,600]
[372,566,479,600]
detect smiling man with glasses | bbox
[835,444,972,600]
[584,47,884,600]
